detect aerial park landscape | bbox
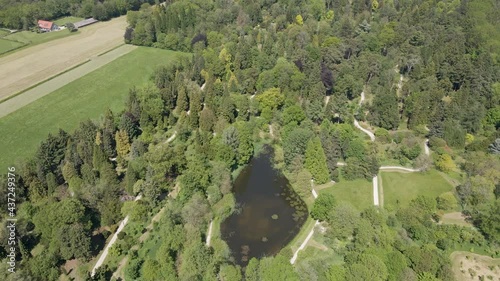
[0,0,499,281]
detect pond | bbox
[220,145,308,266]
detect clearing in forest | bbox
[0,47,189,170]
[0,16,127,100]
[318,179,372,211]
[380,169,453,208]
[451,251,500,281]
[440,212,473,227]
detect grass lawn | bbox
[380,169,453,208]
[318,179,372,211]
[0,47,190,169]
[0,38,25,54]
[287,217,316,253]
[3,29,77,45]
[294,234,344,280]
[54,16,84,26]
[0,29,11,37]
[440,212,472,227]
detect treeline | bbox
[0,0,157,30]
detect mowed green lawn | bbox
[0,38,25,54]
[318,179,372,211]
[54,16,84,26]
[0,29,11,37]
[0,47,189,169]
[380,170,453,208]
[3,29,77,45]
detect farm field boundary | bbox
[0,47,189,170]
[0,44,136,118]
[0,16,127,100]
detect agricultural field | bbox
[318,179,372,211]
[380,169,454,208]
[451,251,500,281]
[0,16,127,100]
[0,47,189,170]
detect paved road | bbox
[0,44,136,118]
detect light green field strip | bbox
[0,44,136,118]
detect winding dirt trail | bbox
[91,195,142,277]
[206,221,214,246]
[354,91,375,141]
[290,180,319,265]
[94,131,177,277]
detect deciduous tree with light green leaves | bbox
[305,137,330,184]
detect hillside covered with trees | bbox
[0,0,499,280]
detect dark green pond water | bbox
[220,145,308,266]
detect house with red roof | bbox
[37,20,59,32]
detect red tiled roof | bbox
[38,20,53,30]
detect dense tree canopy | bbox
[1,0,499,280]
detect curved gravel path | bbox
[91,195,142,277]
[290,180,319,264]
[424,138,430,155]
[379,166,421,172]
[354,91,376,141]
[206,220,213,246]
[92,131,177,276]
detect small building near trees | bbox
[37,20,58,32]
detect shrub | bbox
[375,128,391,143]
[393,132,405,144]
[311,193,336,221]
[429,137,447,148]
[66,22,78,32]
[124,27,134,43]
[102,230,111,240]
[435,154,456,172]
[436,192,458,211]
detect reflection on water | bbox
[220,145,308,266]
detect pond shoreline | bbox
[219,143,308,266]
